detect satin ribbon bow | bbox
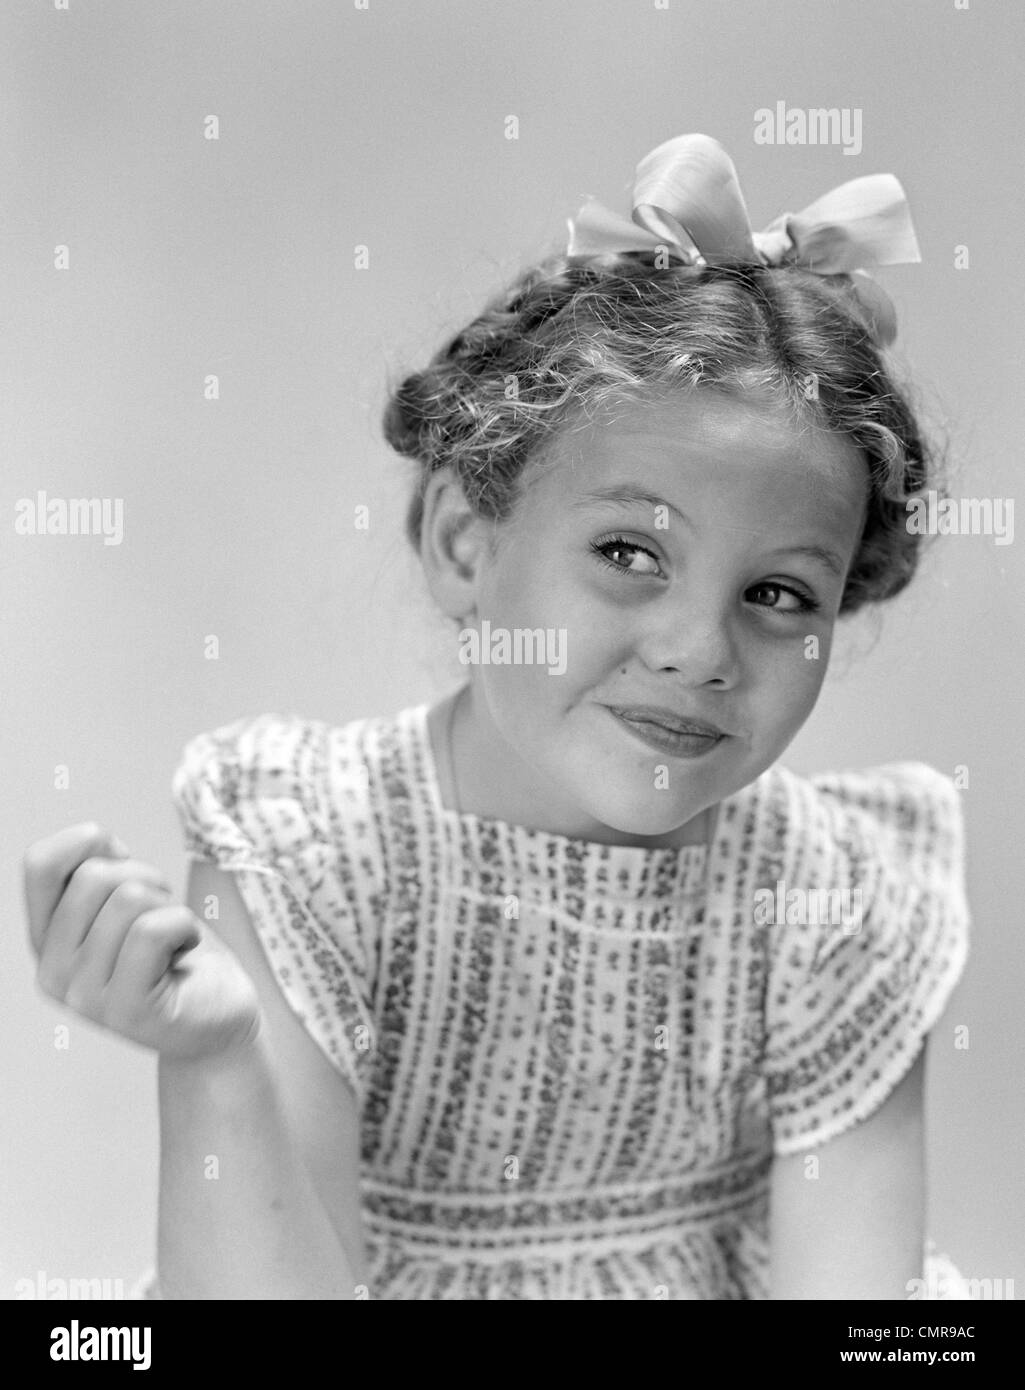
[565,133,920,346]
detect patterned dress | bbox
[138,702,971,1299]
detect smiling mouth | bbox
[605,706,728,758]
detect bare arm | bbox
[769,1045,927,1299]
[158,860,368,1299]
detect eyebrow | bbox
[763,544,846,577]
[574,485,847,577]
[574,486,689,524]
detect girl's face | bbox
[444,386,869,846]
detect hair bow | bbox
[565,133,921,346]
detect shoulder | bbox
[809,759,962,851]
[760,759,970,1154]
[172,711,423,1108]
[173,712,357,852]
[765,758,966,896]
[171,707,420,870]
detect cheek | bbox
[756,632,832,733]
[482,543,612,660]
[482,536,565,618]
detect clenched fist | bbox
[23,823,262,1062]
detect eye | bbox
[746,581,820,615]
[590,534,663,578]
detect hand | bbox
[24,823,263,1062]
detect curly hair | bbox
[382,250,944,615]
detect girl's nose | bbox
[635,595,741,688]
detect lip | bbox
[605,704,729,759]
[607,704,728,738]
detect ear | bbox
[418,467,497,623]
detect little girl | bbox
[24,134,971,1300]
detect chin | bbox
[583,791,702,839]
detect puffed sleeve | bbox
[171,713,386,1105]
[764,761,970,1154]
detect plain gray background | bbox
[4,0,1021,1295]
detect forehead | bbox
[521,387,868,538]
